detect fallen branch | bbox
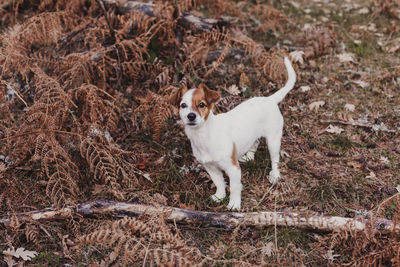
[1,200,398,234]
[103,0,229,32]
[321,119,396,133]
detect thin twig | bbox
[12,88,28,108]
[95,0,116,42]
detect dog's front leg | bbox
[204,164,226,202]
[222,162,242,210]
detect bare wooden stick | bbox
[102,0,229,32]
[0,200,397,234]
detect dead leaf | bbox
[344,103,355,112]
[280,150,290,158]
[239,71,250,89]
[326,249,340,262]
[386,39,400,53]
[300,85,311,92]
[142,173,152,182]
[3,247,38,261]
[380,156,390,165]
[309,101,325,111]
[367,23,377,32]
[225,84,241,95]
[357,7,369,14]
[337,52,355,63]
[289,1,300,9]
[155,156,165,165]
[325,124,344,134]
[263,242,275,257]
[366,171,376,179]
[396,185,400,193]
[353,80,369,88]
[289,50,305,64]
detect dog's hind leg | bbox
[204,164,226,202]
[265,123,283,184]
[239,139,260,162]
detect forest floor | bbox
[0,0,400,266]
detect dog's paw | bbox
[269,169,281,184]
[227,200,241,211]
[239,140,259,162]
[239,151,255,162]
[210,193,226,203]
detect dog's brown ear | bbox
[199,83,220,104]
[170,85,188,106]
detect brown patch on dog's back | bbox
[192,84,220,120]
[231,143,240,168]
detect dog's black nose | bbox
[187,113,196,121]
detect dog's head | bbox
[177,84,220,128]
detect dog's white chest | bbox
[185,128,216,164]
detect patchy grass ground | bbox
[0,0,399,265]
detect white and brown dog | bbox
[178,57,296,210]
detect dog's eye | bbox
[180,103,187,109]
[198,102,206,108]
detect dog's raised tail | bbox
[271,57,296,103]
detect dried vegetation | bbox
[0,0,399,265]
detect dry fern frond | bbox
[0,10,83,77]
[300,25,337,59]
[29,67,75,127]
[177,0,210,12]
[54,0,99,16]
[55,50,107,89]
[20,12,78,47]
[73,84,120,133]
[73,217,207,266]
[117,10,156,38]
[79,133,138,199]
[151,2,178,44]
[0,25,31,78]
[34,134,80,207]
[181,39,210,74]
[134,86,179,140]
[204,43,231,78]
[230,29,270,65]
[155,66,173,87]
[181,29,231,78]
[230,29,290,83]
[262,48,289,84]
[249,4,288,33]
[24,224,39,245]
[29,51,58,75]
[373,0,400,17]
[200,28,230,44]
[80,135,120,184]
[215,95,244,113]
